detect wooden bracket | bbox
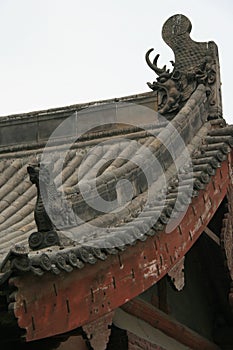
[82,311,114,350]
[168,256,185,291]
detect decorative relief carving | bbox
[146,50,182,115]
[221,213,233,281]
[221,187,233,308]
[221,192,233,268]
[146,14,222,118]
[82,312,114,350]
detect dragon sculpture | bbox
[146,48,216,116]
[146,14,220,118]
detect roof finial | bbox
[146,14,222,119]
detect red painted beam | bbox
[11,158,231,341]
[122,298,221,350]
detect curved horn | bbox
[145,49,166,75]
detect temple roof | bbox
[0,13,229,280]
[0,14,233,348]
[0,83,231,278]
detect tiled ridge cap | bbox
[0,122,167,158]
[208,125,233,137]
[0,84,206,152]
[0,91,158,149]
[0,91,153,122]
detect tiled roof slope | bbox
[0,83,231,281]
[0,13,230,283]
[0,92,159,258]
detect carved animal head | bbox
[145,49,171,80]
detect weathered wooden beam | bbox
[204,227,220,246]
[121,298,220,350]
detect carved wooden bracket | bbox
[221,186,233,308]
[221,212,233,281]
[168,256,185,291]
[82,311,114,350]
[221,188,233,277]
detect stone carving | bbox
[146,14,222,118]
[27,163,76,250]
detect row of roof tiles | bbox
[0,85,231,282]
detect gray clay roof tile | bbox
[0,85,232,279]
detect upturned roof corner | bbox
[0,13,233,350]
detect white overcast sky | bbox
[0,0,232,122]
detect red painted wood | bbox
[122,299,220,350]
[12,158,231,341]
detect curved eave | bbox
[11,156,231,341]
